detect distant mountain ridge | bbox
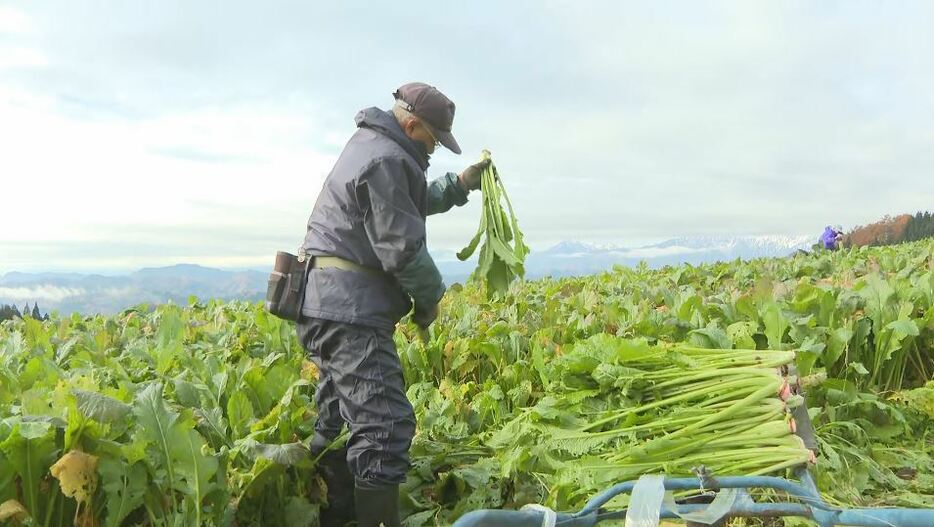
[541,235,813,254]
[1,235,814,315]
[519,234,812,277]
[0,264,267,315]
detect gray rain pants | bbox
[296,316,416,489]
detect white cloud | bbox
[101,287,138,298]
[612,246,707,259]
[0,6,31,33]
[0,88,335,252]
[0,286,85,302]
[1,2,933,273]
[0,46,46,69]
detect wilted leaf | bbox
[50,450,99,505]
[0,499,27,522]
[899,383,934,419]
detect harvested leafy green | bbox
[480,336,812,502]
[458,150,530,298]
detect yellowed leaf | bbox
[50,450,99,505]
[301,359,320,381]
[0,499,28,522]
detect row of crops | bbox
[1,239,932,526]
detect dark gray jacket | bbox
[301,107,469,330]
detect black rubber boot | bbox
[317,448,356,527]
[354,483,400,527]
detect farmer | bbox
[296,82,489,527]
[819,225,844,250]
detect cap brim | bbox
[423,121,461,154]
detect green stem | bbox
[583,376,777,432]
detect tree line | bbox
[0,302,48,322]
[844,210,934,247]
[902,211,934,242]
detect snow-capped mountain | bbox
[545,235,812,256]
[542,241,626,255]
[434,235,815,282]
[652,235,814,255]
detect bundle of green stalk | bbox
[486,335,812,501]
[458,150,530,298]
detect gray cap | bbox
[393,82,461,154]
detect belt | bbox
[311,255,385,278]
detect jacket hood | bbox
[355,107,430,170]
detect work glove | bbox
[458,158,492,192]
[413,301,439,329]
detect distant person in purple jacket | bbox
[820,225,844,250]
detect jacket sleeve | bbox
[356,157,446,307]
[426,172,469,216]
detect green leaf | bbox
[823,378,859,404]
[486,258,512,299]
[687,326,732,350]
[885,318,920,338]
[677,294,703,323]
[761,302,789,349]
[133,384,219,524]
[403,509,437,527]
[99,458,147,527]
[857,274,895,328]
[153,308,185,375]
[173,378,205,408]
[73,389,132,423]
[194,407,230,449]
[133,383,181,489]
[795,350,820,377]
[0,451,17,503]
[242,363,295,416]
[457,213,487,261]
[489,237,521,267]
[284,496,319,527]
[824,326,853,371]
[0,421,57,518]
[241,458,285,499]
[227,390,255,438]
[726,321,757,349]
[241,439,309,466]
[900,383,934,419]
[171,428,219,521]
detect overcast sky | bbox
[1,1,932,273]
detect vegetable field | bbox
[1,240,932,526]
